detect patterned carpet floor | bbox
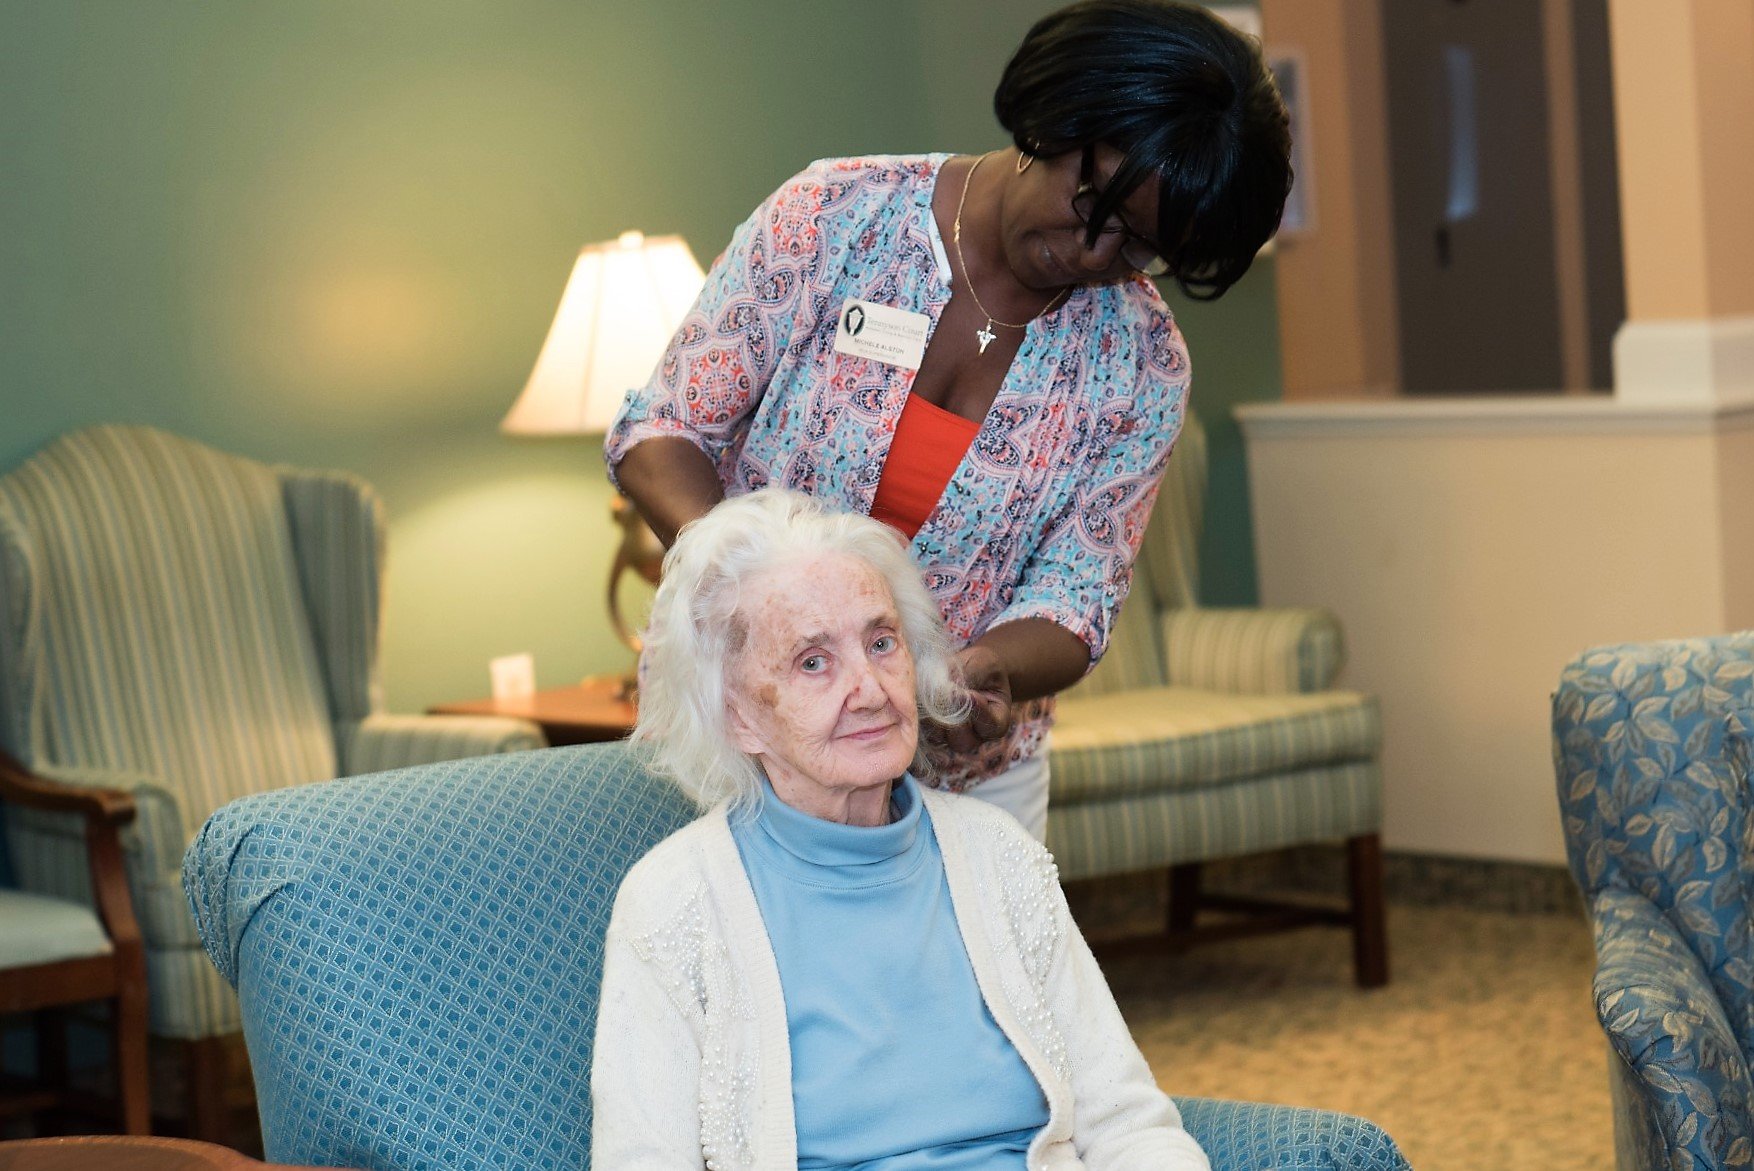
[1093,903,1612,1170]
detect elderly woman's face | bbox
[725,552,919,814]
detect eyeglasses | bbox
[1070,146,1171,278]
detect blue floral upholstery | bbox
[1553,634,1754,1169]
[184,742,1409,1170]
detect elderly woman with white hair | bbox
[591,487,1207,1170]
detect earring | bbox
[1015,150,1034,175]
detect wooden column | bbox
[1260,0,1400,400]
[1608,0,1754,404]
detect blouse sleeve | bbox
[986,312,1189,665]
[605,160,836,490]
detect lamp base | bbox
[604,493,660,709]
[605,671,638,704]
[607,493,664,656]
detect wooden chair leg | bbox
[34,1008,69,1089]
[1167,862,1203,935]
[185,1036,230,1147]
[112,988,150,1135]
[1346,833,1390,988]
[33,1008,70,1134]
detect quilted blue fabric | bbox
[1176,1097,1410,1169]
[1554,634,1754,1169]
[185,742,1409,1170]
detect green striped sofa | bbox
[0,425,545,1136]
[1049,414,1388,985]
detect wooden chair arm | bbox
[0,750,137,825]
[0,750,145,957]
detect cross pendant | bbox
[975,323,996,354]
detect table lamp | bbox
[502,230,706,693]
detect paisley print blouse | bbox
[607,154,1190,789]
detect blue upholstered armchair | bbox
[1553,634,1754,1169]
[183,743,1409,1170]
[0,425,544,1136]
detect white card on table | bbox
[489,652,536,701]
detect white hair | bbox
[633,488,968,811]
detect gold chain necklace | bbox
[952,152,1070,354]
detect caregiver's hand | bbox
[941,643,1014,755]
[929,618,1092,755]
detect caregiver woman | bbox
[593,488,1209,1170]
[607,0,1292,837]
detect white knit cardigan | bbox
[591,787,1209,1171]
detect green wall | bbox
[1160,257,1280,606]
[1,1,1280,715]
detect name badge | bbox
[832,298,929,370]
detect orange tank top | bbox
[870,394,981,541]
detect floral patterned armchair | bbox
[1553,634,1754,1169]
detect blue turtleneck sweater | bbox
[729,774,1048,1170]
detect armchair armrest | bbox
[336,712,545,776]
[1174,1096,1410,1170]
[0,751,137,825]
[2,759,185,870]
[0,751,144,957]
[1162,607,1345,694]
[1590,885,1754,1166]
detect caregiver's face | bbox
[726,553,919,817]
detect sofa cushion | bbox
[0,888,111,967]
[1047,763,1381,881]
[1049,687,1380,804]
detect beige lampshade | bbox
[502,230,706,436]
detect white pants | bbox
[965,751,1050,843]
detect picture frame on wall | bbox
[1210,5,1260,41]
[1210,9,1314,242]
[1267,46,1314,236]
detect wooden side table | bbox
[428,676,636,747]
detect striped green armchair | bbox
[0,425,544,1137]
[1049,414,1388,985]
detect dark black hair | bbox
[993,0,1292,300]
